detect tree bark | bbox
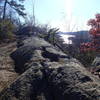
[3,0,7,20]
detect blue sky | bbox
[24,0,100,32]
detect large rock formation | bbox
[0,37,100,100]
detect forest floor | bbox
[0,42,19,92]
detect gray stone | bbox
[10,37,70,73]
[92,56,100,67]
[0,63,52,100]
[46,65,100,100]
[22,37,52,48]
[91,56,100,77]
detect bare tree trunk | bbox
[32,0,35,26]
[3,0,7,20]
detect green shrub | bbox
[0,19,15,40]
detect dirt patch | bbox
[0,42,19,92]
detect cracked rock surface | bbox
[0,37,100,100]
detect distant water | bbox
[60,34,75,44]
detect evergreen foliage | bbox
[0,19,15,40]
[0,0,26,19]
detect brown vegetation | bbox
[0,42,18,92]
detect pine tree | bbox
[0,0,26,20]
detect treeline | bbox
[0,0,63,45]
[0,0,26,41]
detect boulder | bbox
[0,37,100,100]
